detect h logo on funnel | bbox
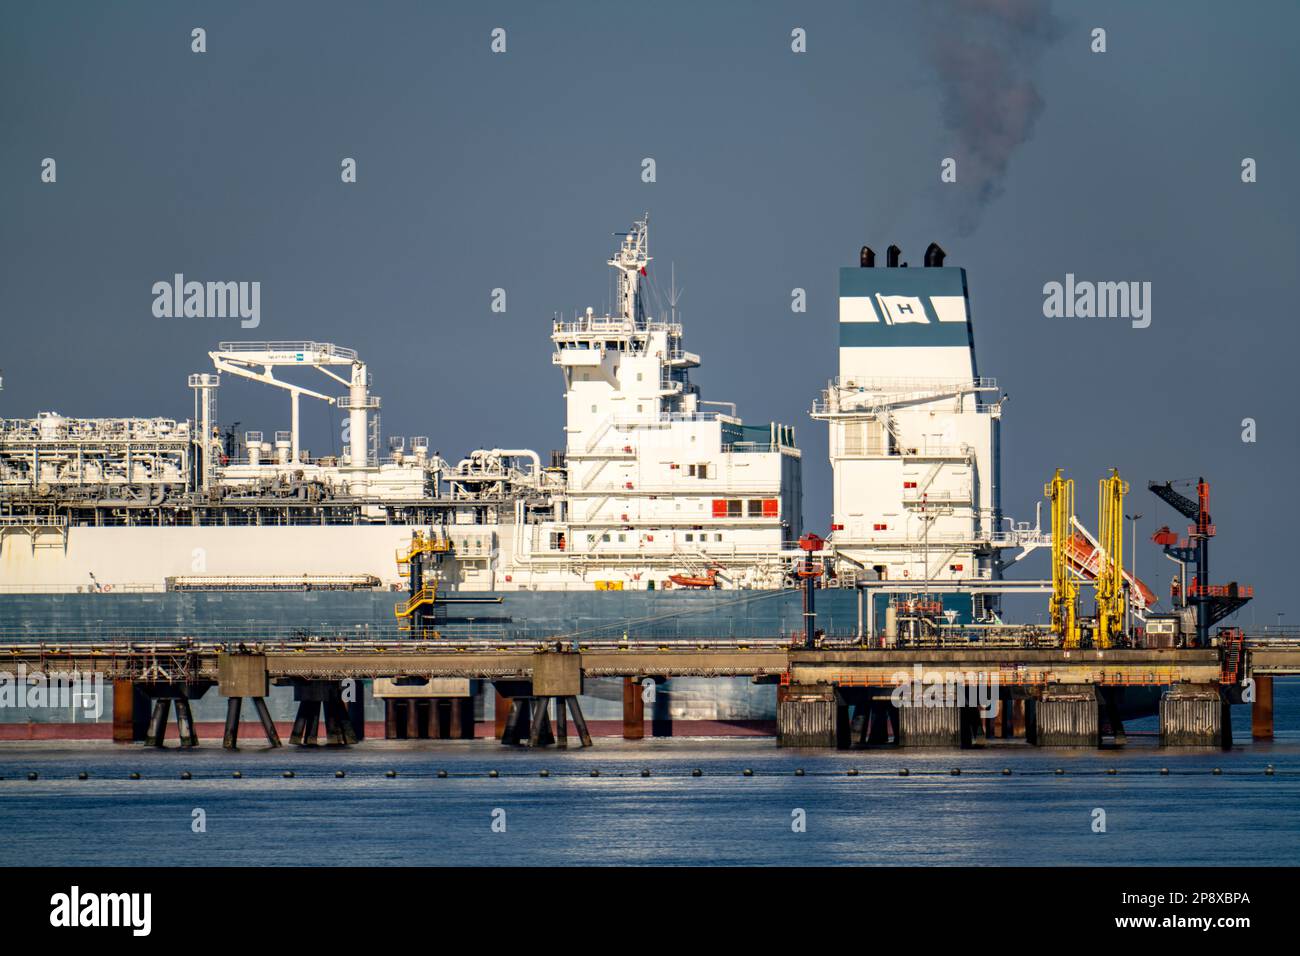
[874,294,929,324]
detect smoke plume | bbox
[924,0,1060,234]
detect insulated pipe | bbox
[467,448,542,488]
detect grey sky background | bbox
[2,1,1297,624]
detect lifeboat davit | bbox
[668,568,719,589]
[1065,532,1158,609]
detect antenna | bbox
[669,262,683,323]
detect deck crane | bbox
[207,342,380,466]
[1149,477,1253,647]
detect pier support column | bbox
[112,679,149,743]
[1161,684,1230,748]
[216,655,281,748]
[1100,687,1127,746]
[289,681,358,746]
[499,655,588,748]
[568,697,594,747]
[215,696,281,749]
[252,697,282,747]
[494,689,511,740]
[1010,697,1027,738]
[865,697,896,744]
[502,698,531,746]
[449,696,475,740]
[223,697,243,749]
[144,697,171,748]
[992,689,1010,739]
[527,698,555,748]
[173,698,199,748]
[1031,684,1100,747]
[346,680,366,742]
[777,685,842,748]
[650,678,673,738]
[1252,675,1274,740]
[896,702,962,747]
[622,677,645,740]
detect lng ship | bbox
[0,216,1092,650]
[2,218,1194,732]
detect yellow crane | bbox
[1045,469,1081,648]
[1094,468,1129,649]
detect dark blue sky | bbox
[2,1,1297,624]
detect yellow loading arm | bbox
[1094,468,1129,649]
[1045,469,1081,648]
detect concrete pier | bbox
[1032,684,1100,747]
[777,685,839,748]
[896,702,963,747]
[1160,684,1229,748]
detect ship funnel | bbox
[859,246,875,268]
[886,245,902,268]
[924,242,946,267]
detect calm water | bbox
[3,726,1298,866]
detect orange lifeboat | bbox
[1065,531,1158,608]
[668,568,719,589]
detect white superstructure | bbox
[518,215,802,589]
[812,244,1044,601]
[0,215,801,592]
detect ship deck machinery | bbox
[0,341,446,532]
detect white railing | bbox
[830,375,998,392]
[217,341,358,362]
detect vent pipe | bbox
[925,242,947,267]
[886,245,902,268]
[859,246,875,268]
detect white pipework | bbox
[487,449,541,487]
[347,362,372,467]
